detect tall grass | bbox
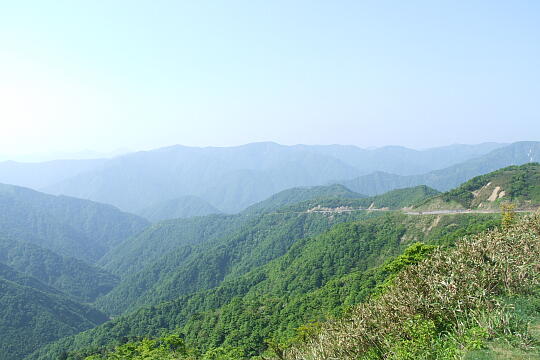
[283,213,540,360]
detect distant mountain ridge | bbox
[340,141,540,195]
[12,141,504,214]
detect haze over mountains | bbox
[2,141,536,218]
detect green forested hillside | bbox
[37,212,539,360]
[12,164,540,360]
[0,268,108,360]
[96,210,382,315]
[0,237,118,302]
[0,183,149,262]
[416,163,540,210]
[27,212,500,359]
[138,195,222,222]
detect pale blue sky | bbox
[1,1,539,159]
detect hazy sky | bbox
[1,1,539,159]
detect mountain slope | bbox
[96,210,381,315]
[0,183,149,262]
[0,237,118,302]
[0,267,108,360]
[341,141,540,195]
[98,214,248,277]
[416,162,540,211]
[138,195,222,222]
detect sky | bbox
[1,1,539,160]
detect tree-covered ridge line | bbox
[26,213,500,359]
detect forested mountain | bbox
[0,237,118,302]
[416,163,540,210]
[340,141,540,195]
[0,266,108,360]
[0,183,149,262]
[242,184,364,215]
[27,212,500,359]
[138,195,222,222]
[32,142,504,214]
